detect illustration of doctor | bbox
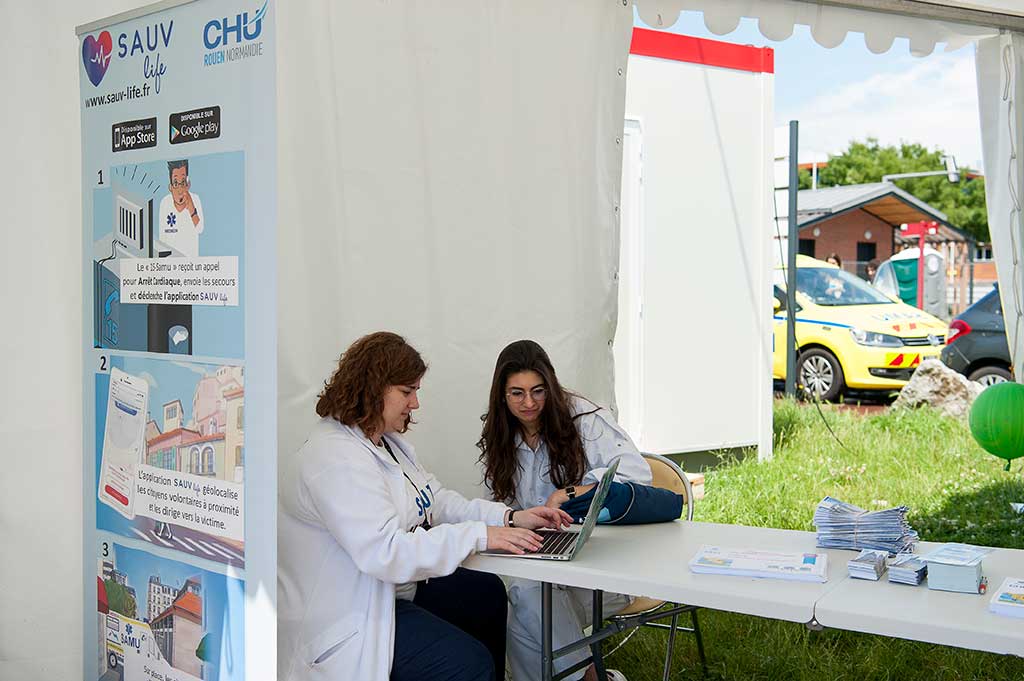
[158,159,204,257]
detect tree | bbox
[104,579,138,620]
[196,633,211,662]
[805,139,989,241]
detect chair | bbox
[605,453,707,679]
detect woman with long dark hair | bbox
[278,332,571,681]
[478,339,652,681]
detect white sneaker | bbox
[606,671,628,681]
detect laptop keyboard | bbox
[534,530,578,555]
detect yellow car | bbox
[773,256,947,400]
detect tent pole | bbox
[785,121,799,397]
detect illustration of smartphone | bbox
[98,367,149,518]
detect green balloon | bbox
[970,382,1024,471]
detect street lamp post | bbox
[882,156,960,184]
[900,220,939,310]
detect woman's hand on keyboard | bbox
[486,527,544,554]
[516,506,573,531]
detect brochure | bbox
[989,578,1024,618]
[689,545,828,583]
[848,549,888,581]
[922,543,991,594]
[888,553,927,586]
[921,543,992,567]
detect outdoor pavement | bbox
[129,517,245,568]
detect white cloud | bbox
[780,51,984,170]
[171,360,211,377]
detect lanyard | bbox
[380,438,433,530]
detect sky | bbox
[635,10,985,171]
[117,355,228,429]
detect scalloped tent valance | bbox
[634,0,998,56]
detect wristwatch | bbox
[508,510,517,527]
[566,486,576,500]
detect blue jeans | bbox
[391,568,507,681]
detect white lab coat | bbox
[278,417,509,681]
[507,397,651,681]
[508,397,652,511]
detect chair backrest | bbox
[642,452,695,521]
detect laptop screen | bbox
[572,456,621,552]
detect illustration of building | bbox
[151,576,204,678]
[163,399,184,431]
[147,576,178,624]
[147,424,203,471]
[143,366,244,481]
[179,433,225,477]
[193,366,243,437]
[224,386,244,483]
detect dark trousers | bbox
[391,567,507,681]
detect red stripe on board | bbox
[629,27,774,74]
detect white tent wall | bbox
[977,32,1024,380]
[276,0,634,497]
[1,3,140,680]
[5,1,1024,679]
[617,47,775,457]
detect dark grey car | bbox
[940,286,1014,385]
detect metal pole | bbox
[590,590,606,679]
[785,121,799,397]
[969,242,976,305]
[542,582,553,681]
[917,232,926,310]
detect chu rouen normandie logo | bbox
[203,1,267,67]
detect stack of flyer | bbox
[887,553,928,585]
[847,549,888,580]
[813,496,918,554]
[989,578,1024,618]
[921,543,992,594]
[689,545,828,583]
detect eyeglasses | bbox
[506,386,547,404]
[169,179,189,189]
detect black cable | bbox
[98,239,118,266]
[770,168,855,455]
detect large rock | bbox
[892,359,984,419]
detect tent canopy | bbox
[634,0,1018,56]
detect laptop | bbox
[482,457,621,561]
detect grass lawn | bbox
[604,399,1024,680]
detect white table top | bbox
[464,520,846,623]
[465,521,1024,657]
[815,540,1024,656]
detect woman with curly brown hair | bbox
[278,332,571,681]
[477,339,652,681]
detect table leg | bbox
[542,581,553,681]
[591,589,607,679]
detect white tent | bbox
[4,1,1024,679]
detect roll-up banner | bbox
[78,2,276,679]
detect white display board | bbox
[77,2,276,680]
[616,29,774,457]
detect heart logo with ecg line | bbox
[82,31,113,86]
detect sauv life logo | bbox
[82,31,113,86]
[82,19,174,98]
